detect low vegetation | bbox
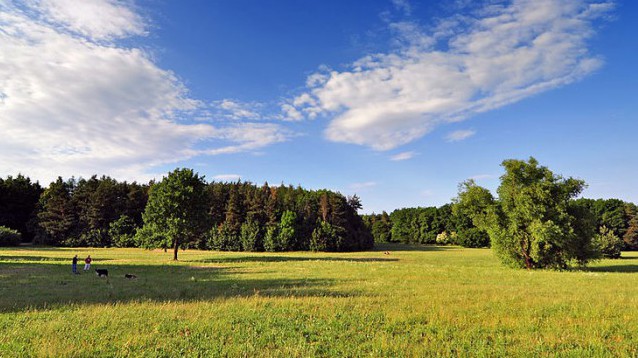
[1,245,637,356]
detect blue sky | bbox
[0,0,636,213]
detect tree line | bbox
[363,196,637,252]
[363,158,638,269]
[2,159,637,268]
[0,170,373,255]
[362,204,490,248]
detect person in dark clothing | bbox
[72,255,78,274]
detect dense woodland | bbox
[1,167,637,261]
[363,198,638,251]
[0,173,372,252]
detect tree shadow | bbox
[0,261,359,313]
[585,264,638,273]
[0,256,115,262]
[192,256,398,264]
[373,243,460,252]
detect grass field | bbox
[1,245,637,357]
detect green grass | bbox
[1,245,637,357]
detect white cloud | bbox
[196,123,292,155]
[213,174,242,182]
[212,99,261,120]
[390,151,416,161]
[291,0,613,150]
[349,181,377,191]
[280,103,304,121]
[28,0,147,41]
[0,1,290,183]
[446,129,476,142]
[391,0,412,16]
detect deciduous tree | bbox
[138,168,208,260]
[456,158,596,269]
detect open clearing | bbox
[1,245,637,357]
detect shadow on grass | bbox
[0,261,357,313]
[192,256,398,264]
[373,243,460,252]
[586,264,638,273]
[0,256,115,263]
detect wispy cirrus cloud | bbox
[212,174,242,182]
[391,0,412,16]
[211,99,262,120]
[289,0,613,151]
[390,151,416,161]
[0,0,290,183]
[469,174,495,181]
[349,181,378,191]
[446,129,476,142]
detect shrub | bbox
[455,228,490,248]
[436,231,450,245]
[594,226,623,259]
[0,226,21,246]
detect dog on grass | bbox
[124,274,137,279]
[95,269,108,278]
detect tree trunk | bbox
[520,237,532,269]
[173,239,179,261]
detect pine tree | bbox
[37,177,76,245]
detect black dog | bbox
[95,269,108,278]
[124,274,137,279]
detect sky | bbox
[0,0,636,213]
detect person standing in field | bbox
[72,255,78,274]
[84,255,92,271]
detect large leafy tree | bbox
[456,157,596,269]
[138,168,208,260]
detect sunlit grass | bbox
[1,245,637,356]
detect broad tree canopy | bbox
[137,168,208,260]
[455,157,597,269]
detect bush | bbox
[435,231,450,245]
[455,228,490,248]
[594,226,623,259]
[0,226,21,246]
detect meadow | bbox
[1,245,637,357]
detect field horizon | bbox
[1,244,637,356]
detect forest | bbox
[1,166,637,260]
[0,171,372,252]
[363,198,638,251]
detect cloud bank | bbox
[0,0,289,183]
[290,0,613,150]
